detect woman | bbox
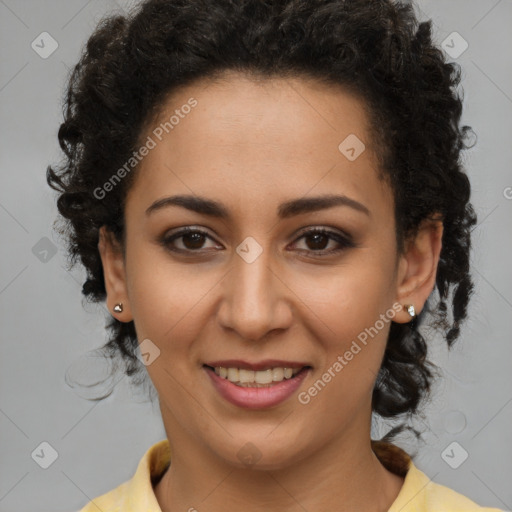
[47,0,505,511]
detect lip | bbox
[204,365,311,410]
[204,359,311,371]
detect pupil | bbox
[184,233,204,249]
[308,233,327,250]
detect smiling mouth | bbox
[203,365,312,388]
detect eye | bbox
[160,227,220,253]
[290,227,355,256]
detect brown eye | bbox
[291,227,355,256]
[180,231,207,250]
[303,232,330,250]
[161,227,219,253]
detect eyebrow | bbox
[145,193,371,219]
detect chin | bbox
[212,433,313,471]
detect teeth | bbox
[227,368,238,382]
[212,366,303,387]
[239,369,255,383]
[255,369,273,384]
[272,367,284,381]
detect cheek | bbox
[297,248,396,338]
[296,277,394,418]
[124,243,215,350]
[298,249,396,386]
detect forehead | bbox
[127,71,393,222]
[153,71,374,152]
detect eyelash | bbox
[160,226,356,257]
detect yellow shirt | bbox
[78,439,505,512]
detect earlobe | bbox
[394,217,443,323]
[97,226,133,321]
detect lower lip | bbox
[204,366,311,409]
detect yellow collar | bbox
[80,438,501,512]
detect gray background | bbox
[0,1,511,511]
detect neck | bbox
[154,407,404,512]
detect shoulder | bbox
[419,474,506,512]
[372,441,507,512]
[77,481,129,512]
[76,439,170,512]
[394,462,507,511]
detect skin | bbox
[98,71,443,512]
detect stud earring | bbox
[403,304,416,318]
[113,303,123,313]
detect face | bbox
[99,71,442,470]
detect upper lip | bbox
[204,359,311,371]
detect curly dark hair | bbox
[47,0,477,441]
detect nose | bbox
[217,244,293,341]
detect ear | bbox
[97,226,133,322]
[393,216,443,323]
